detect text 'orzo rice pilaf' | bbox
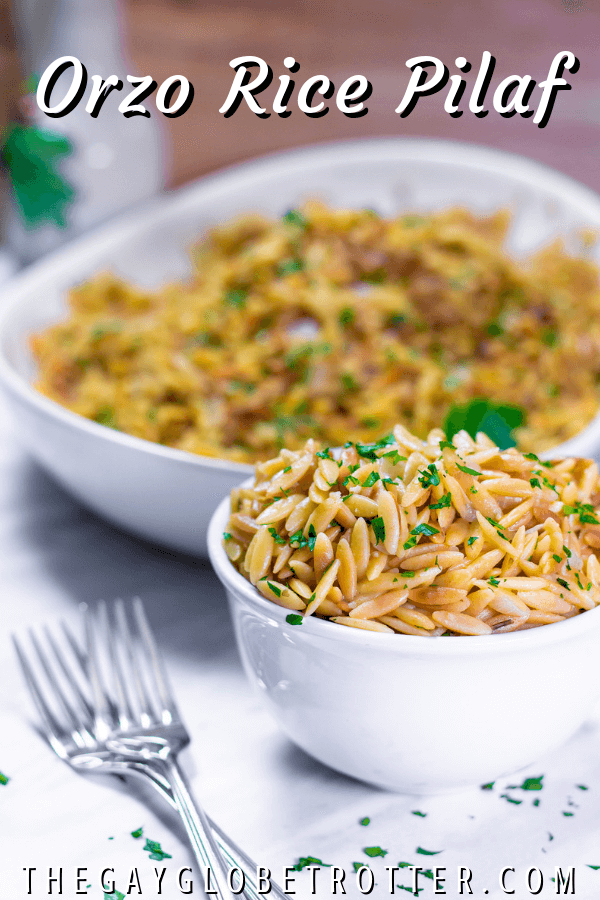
[224,425,600,635]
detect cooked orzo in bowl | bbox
[31,202,600,463]
[223,424,600,635]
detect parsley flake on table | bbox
[481,782,495,790]
[562,811,574,817]
[292,856,331,871]
[398,886,422,896]
[520,775,543,791]
[104,891,125,900]
[416,847,442,855]
[411,810,427,817]
[532,799,540,807]
[372,517,386,544]
[500,794,522,805]
[131,826,143,839]
[359,816,370,826]
[286,614,303,626]
[577,784,589,790]
[364,846,388,857]
[587,866,600,870]
[420,869,434,880]
[143,838,172,861]
[0,771,9,785]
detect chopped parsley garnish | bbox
[411,810,427,817]
[372,517,386,544]
[364,846,388,858]
[267,582,282,597]
[307,524,317,552]
[562,811,574,817]
[444,398,525,450]
[286,614,303,626]
[104,892,125,900]
[143,839,172,861]
[481,782,494,790]
[500,794,522,805]
[224,288,247,309]
[131,826,143,838]
[467,536,478,546]
[343,474,359,487]
[316,448,332,459]
[520,775,543,791]
[418,464,440,489]
[416,847,442,855]
[542,328,558,348]
[278,257,304,276]
[283,209,307,228]
[421,870,434,880]
[0,771,9,785]
[530,477,542,489]
[557,578,571,591]
[355,434,396,459]
[587,866,600,870]
[94,406,118,429]
[412,523,439,536]
[268,527,287,545]
[563,545,572,558]
[430,492,451,509]
[339,307,355,327]
[293,856,331,871]
[553,554,562,563]
[289,529,307,548]
[577,784,589,790]
[439,440,455,450]
[282,465,292,474]
[489,577,500,587]
[382,450,407,465]
[341,372,359,393]
[362,471,380,488]
[352,862,368,873]
[533,799,540,807]
[359,817,370,826]
[456,462,481,477]
[563,502,600,525]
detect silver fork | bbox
[13,598,287,900]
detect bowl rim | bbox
[3,135,600,470]
[208,488,600,654]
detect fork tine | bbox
[28,630,92,749]
[114,598,156,727]
[12,634,68,755]
[84,601,116,739]
[61,619,88,676]
[132,596,180,724]
[44,625,94,721]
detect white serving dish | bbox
[1,138,600,556]
[208,493,600,794]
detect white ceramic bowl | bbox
[208,493,600,794]
[2,138,600,556]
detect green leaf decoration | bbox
[2,124,75,229]
[443,398,525,450]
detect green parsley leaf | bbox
[500,794,522,805]
[293,856,331,871]
[557,578,571,591]
[364,846,388,858]
[412,523,440,537]
[341,372,359,393]
[411,810,427,817]
[562,811,574,817]
[439,440,455,450]
[352,862,368,873]
[577,784,589,790]
[587,866,600,870]
[362,471,380,488]
[489,577,500,587]
[552,554,562,563]
[467,536,478,546]
[533,798,540,807]
[339,307,355,327]
[289,529,307,549]
[94,406,118,430]
[456,462,481,477]
[421,869,434,880]
[520,775,543,791]
[143,838,172,861]
[418,464,440,489]
[372,517,386,544]
[0,771,9,786]
[316,448,332,459]
[355,434,396,460]
[359,817,370,826]
[398,862,413,868]
[131,826,143,839]
[530,477,542,489]
[278,258,304,276]
[444,398,525,450]
[307,524,317,552]
[268,527,287,545]
[416,847,442,855]
[224,288,247,309]
[104,891,125,900]
[481,782,494,790]
[382,450,407,465]
[430,492,451,510]
[286,614,303,626]
[267,582,282,597]
[283,209,307,228]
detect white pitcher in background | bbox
[8,0,166,263]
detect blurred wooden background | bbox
[123,0,600,191]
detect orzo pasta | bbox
[31,203,600,462]
[224,424,600,635]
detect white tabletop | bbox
[1,389,600,900]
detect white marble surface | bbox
[0,394,600,899]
